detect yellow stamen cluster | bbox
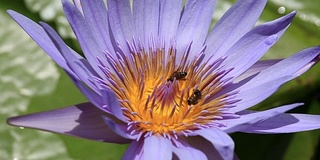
[106,44,229,137]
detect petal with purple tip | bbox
[40,22,100,93]
[205,0,267,61]
[7,10,76,78]
[240,113,320,134]
[240,46,320,87]
[222,11,296,79]
[195,128,234,160]
[143,136,172,160]
[7,102,130,143]
[222,103,303,133]
[231,46,320,112]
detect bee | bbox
[187,89,202,105]
[167,71,187,82]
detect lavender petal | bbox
[222,11,296,79]
[7,10,76,78]
[133,0,160,47]
[231,46,320,112]
[107,0,134,54]
[62,0,105,77]
[7,102,130,143]
[122,140,144,160]
[239,113,320,134]
[142,136,172,160]
[234,59,282,83]
[101,89,127,122]
[195,128,234,160]
[40,22,100,93]
[172,139,207,160]
[80,0,115,55]
[222,103,303,133]
[205,0,267,61]
[159,0,182,45]
[176,0,216,62]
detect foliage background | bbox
[0,0,320,159]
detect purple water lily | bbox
[7,0,320,159]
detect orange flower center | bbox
[104,42,233,137]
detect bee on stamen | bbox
[187,89,202,105]
[167,71,187,82]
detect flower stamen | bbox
[96,38,238,138]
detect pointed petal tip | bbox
[6,9,14,15]
[264,34,279,45]
[7,114,39,129]
[61,0,74,9]
[61,0,69,4]
[290,10,297,15]
[7,116,18,126]
[315,45,320,58]
[6,10,21,19]
[285,10,296,21]
[7,115,28,127]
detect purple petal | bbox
[40,22,100,93]
[231,76,292,112]
[107,0,134,54]
[122,140,143,160]
[205,0,267,61]
[7,102,130,143]
[240,113,320,134]
[80,0,115,55]
[172,139,207,160]
[195,128,234,160]
[67,73,106,112]
[176,0,216,62]
[231,46,320,112]
[103,117,137,140]
[221,103,303,133]
[143,136,172,160]
[241,46,320,86]
[222,11,296,79]
[187,136,238,160]
[159,0,182,44]
[6,10,76,78]
[101,89,127,122]
[234,59,282,83]
[72,0,83,14]
[62,0,105,77]
[133,0,160,47]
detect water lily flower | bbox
[7,0,320,159]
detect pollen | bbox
[98,39,238,138]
